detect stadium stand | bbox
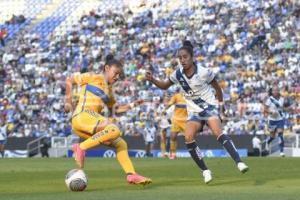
[0,0,299,139]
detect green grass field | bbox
[0,157,300,200]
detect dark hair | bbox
[179,40,194,57]
[104,54,123,69]
[268,88,272,96]
[104,54,124,79]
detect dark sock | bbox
[278,133,284,153]
[166,137,170,153]
[217,134,241,164]
[186,141,208,171]
[267,137,274,144]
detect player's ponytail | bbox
[104,53,123,69]
[179,40,194,57]
[105,54,115,63]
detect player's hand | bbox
[133,99,144,106]
[219,104,227,122]
[145,71,153,82]
[270,111,278,118]
[64,100,73,113]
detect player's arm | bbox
[210,78,224,112]
[64,75,76,113]
[263,102,270,118]
[145,71,174,90]
[114,99,144,114]
[64,72,92,113]
[164,95,176,112]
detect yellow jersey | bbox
[72,72,116,116]
[168,93,188,122]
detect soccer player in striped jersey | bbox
[146,41,249,184]
[64,55,151,185]
[158,110,171,158]
[264,87,286,157]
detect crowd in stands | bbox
[4,14,26,25]
[0,0,299,139]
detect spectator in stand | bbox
[0,28,7,47]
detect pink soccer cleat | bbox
[127,173,152,185]
[72,143,86,169]
[169,153,176,160]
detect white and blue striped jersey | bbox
[0,125,7,141]
[265,96,284,121]
[169,64,217,113]
[143,125,156,143]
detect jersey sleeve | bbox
[279,98,284,107]
[169,70,178,84]
[73,72,93,85]
[265,98,271,107]
[168,95,176,106]
[203,68,215,83]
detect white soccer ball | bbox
[65,169,88,191]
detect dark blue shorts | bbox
[187,105,219,123]
[269,119,284,131]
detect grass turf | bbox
[0,157,299,200]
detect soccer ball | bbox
[65,169,88,191]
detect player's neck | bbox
[183,65,195,78]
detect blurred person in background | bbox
[0,28,7,47]
[165,91,187,160]
[252,134,261,157]
[0,117,8,158]
[158,110,171,158]
[264,87,289,157]
[143,119,157,157]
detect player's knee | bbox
[105,124,122,138]
[114,138,128,150]
[184,134,194,143]
[171,135,177,141]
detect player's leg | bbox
[170,122,180,159]
[79,123,121,149]
[0,143,4,158]
[145,142,151,157]
[266,120,276,151]
[267,120,277,143]
[160,129,167,157]
[149,142,154,157]
[266,132,276,152]
[109,138,152,185]
[207,115,248,173]
[72,111,119,168]
[185,120,212,183]
[170,132,177,159]
[166,128,171,154]
[277,120,285,156]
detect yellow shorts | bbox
[170,120,186,135]
[72,110,107,139]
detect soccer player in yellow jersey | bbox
[64,55,151,185]
[167,92,188,159]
